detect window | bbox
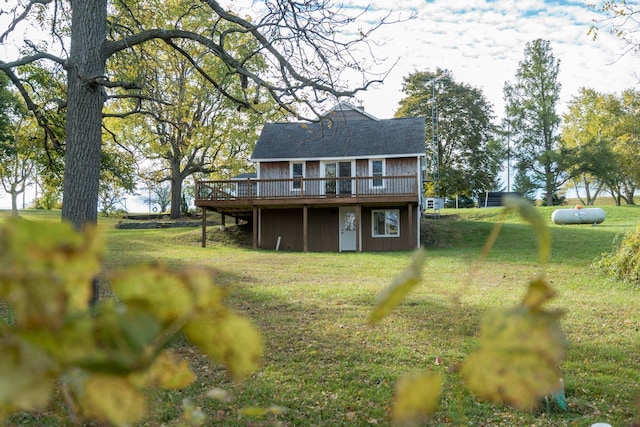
[372,209,400,237]
[370,159,385,188]
[291,162,304,190]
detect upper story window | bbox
[291,162,304,190]
[370,159,385,188]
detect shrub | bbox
[593,224,640,286]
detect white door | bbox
[339,207,357,251]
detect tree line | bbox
[1,1,639,225]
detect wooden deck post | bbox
[303,205,308,252]
[356,204,361,252]
[201,207,207,248]
[408,202,414,248]
[253,206,258,249]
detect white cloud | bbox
[347,0,640,119]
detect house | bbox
[195,103,426,252]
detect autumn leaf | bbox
[184,309,263,379]
[0,338,57,417]
[111,265,196,324]
[369,249,427,324]
[75,374,147,426]
[392,373,442,425]
[461,303,566,410]
[129,350,195,389]
[521,276,556,311]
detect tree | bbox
[504,39,564,206]
[609,89,640,205]
[0,119,39,217]
[107,12,284,218]
[1,0,401,230]
[560,88,619,205]
[0,74,35,217]
[395,69,502,199]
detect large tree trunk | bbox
[61,0,108,231]
[170,175,183,219]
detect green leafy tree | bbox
[609,89,640,205]
[0,74,36,217]
[107,10,284,219]
[512,163,538,202]
[395,69,502,199]
[1,0,401,230]
[504,39,565,206]
[0,118,38,217]
[560,88,619,205]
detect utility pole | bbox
[424,70,449,197]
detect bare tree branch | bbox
[0,0,54,42]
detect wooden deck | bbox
[194,175,420,217]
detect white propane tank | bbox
[551,207,606,225]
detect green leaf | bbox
[392,373,442,425]
[369,249,427,324]
[502,195,551,263]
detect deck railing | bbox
[196,175,419,201]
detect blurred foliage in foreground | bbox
[0,219,262,426]
[370,195,567,425]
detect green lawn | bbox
[2,206,640,426]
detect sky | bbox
[2,0,639,209]
[338,0,639,119]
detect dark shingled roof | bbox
[251,117,426,160]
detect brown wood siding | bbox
[361,205,418,251]
[308,208,339,251]
[306,161,320,178]
[260,209,304,251]
[356,159,368,176]
[386,158,418,176]
[260,207,339,251]
[259,161,289,179]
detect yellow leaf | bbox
[461,349,561,410]
[76,374,147,426]
[129,350,194,389]
[184,310,263,379]
[240,405,287,417]
[0,339,56,415]
[369,249,427,324]
[461,305,566,411]
[111,265,196,324]
[521,276,556,310]
[0,220,102,327]
[392,373,442,425]
[502,195,551,263]
[479,307,566,362]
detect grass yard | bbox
[2,205,640,426]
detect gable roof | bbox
[321,102,380,122]
[251,116,426,161]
